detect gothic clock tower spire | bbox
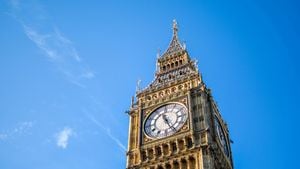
[126,21,234,169]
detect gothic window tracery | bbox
[181,159,188,169]
[173,161,179,169]
[165,163,171,169]
[163,66,166,71]
[155,146,162,157]
[178,139,184,150]
[157,165,163,169]
[189,156,196,169]
[141,150,147,161]
[162,144,169,155]
[148,149,154,160]
[172,142,177,153]
[127,20,233,169]
[187,137,193,148]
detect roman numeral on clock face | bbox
[144,103,188,139]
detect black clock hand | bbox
[163,115,176,131]
[174,107,184,114]
[168,122,176,131]
[162,114,169,123]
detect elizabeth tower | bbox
[126,20,234,169]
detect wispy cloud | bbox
[0,121,34,141]
[86,113,126,151]
[0,134,8,140]
[55,127,74,149]
[7,0,126,153]
[8,0,95,88]
[10,0,20,9]
[23,25,95,87]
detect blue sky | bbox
[0,0,299,169]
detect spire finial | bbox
[160,20,184,58]
[156,48,161,58]
[136,79,141,93]
[172,19,178,35]
[131,96,134,108]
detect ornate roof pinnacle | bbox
[161,20,185,58]
[173,19,178,36]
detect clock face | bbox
[144,103,188,139]
[214,115,230,157]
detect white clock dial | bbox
[214,115,230,157]
[144,103,188,139]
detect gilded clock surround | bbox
[126,20,233,169]
[143,100,190,143]
[143,102,188,139]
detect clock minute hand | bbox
[162,114,168,123]
[162,115,171,127]
[163,115,176,131]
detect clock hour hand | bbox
[162,115,176,131]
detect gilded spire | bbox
[173,19,178,36]
[161,19,185,58]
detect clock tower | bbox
[126,20,234,169]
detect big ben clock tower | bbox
[126,20,234,169]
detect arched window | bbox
[162,144,169,155]
[165,163,171,169]
[157,166,164,169]
[189,156,196,169]
[148,149,154,160]
[181,159,187,169]
[141,150,147,161]
[178,139,184,150]
[172,142,177,153]
[187,137,193,148]
[173,161,179,169]
[155,146,162,157]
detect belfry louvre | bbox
[126,20,233,169]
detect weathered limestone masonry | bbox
[126,20,234,169]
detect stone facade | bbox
[126,20,233,169]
